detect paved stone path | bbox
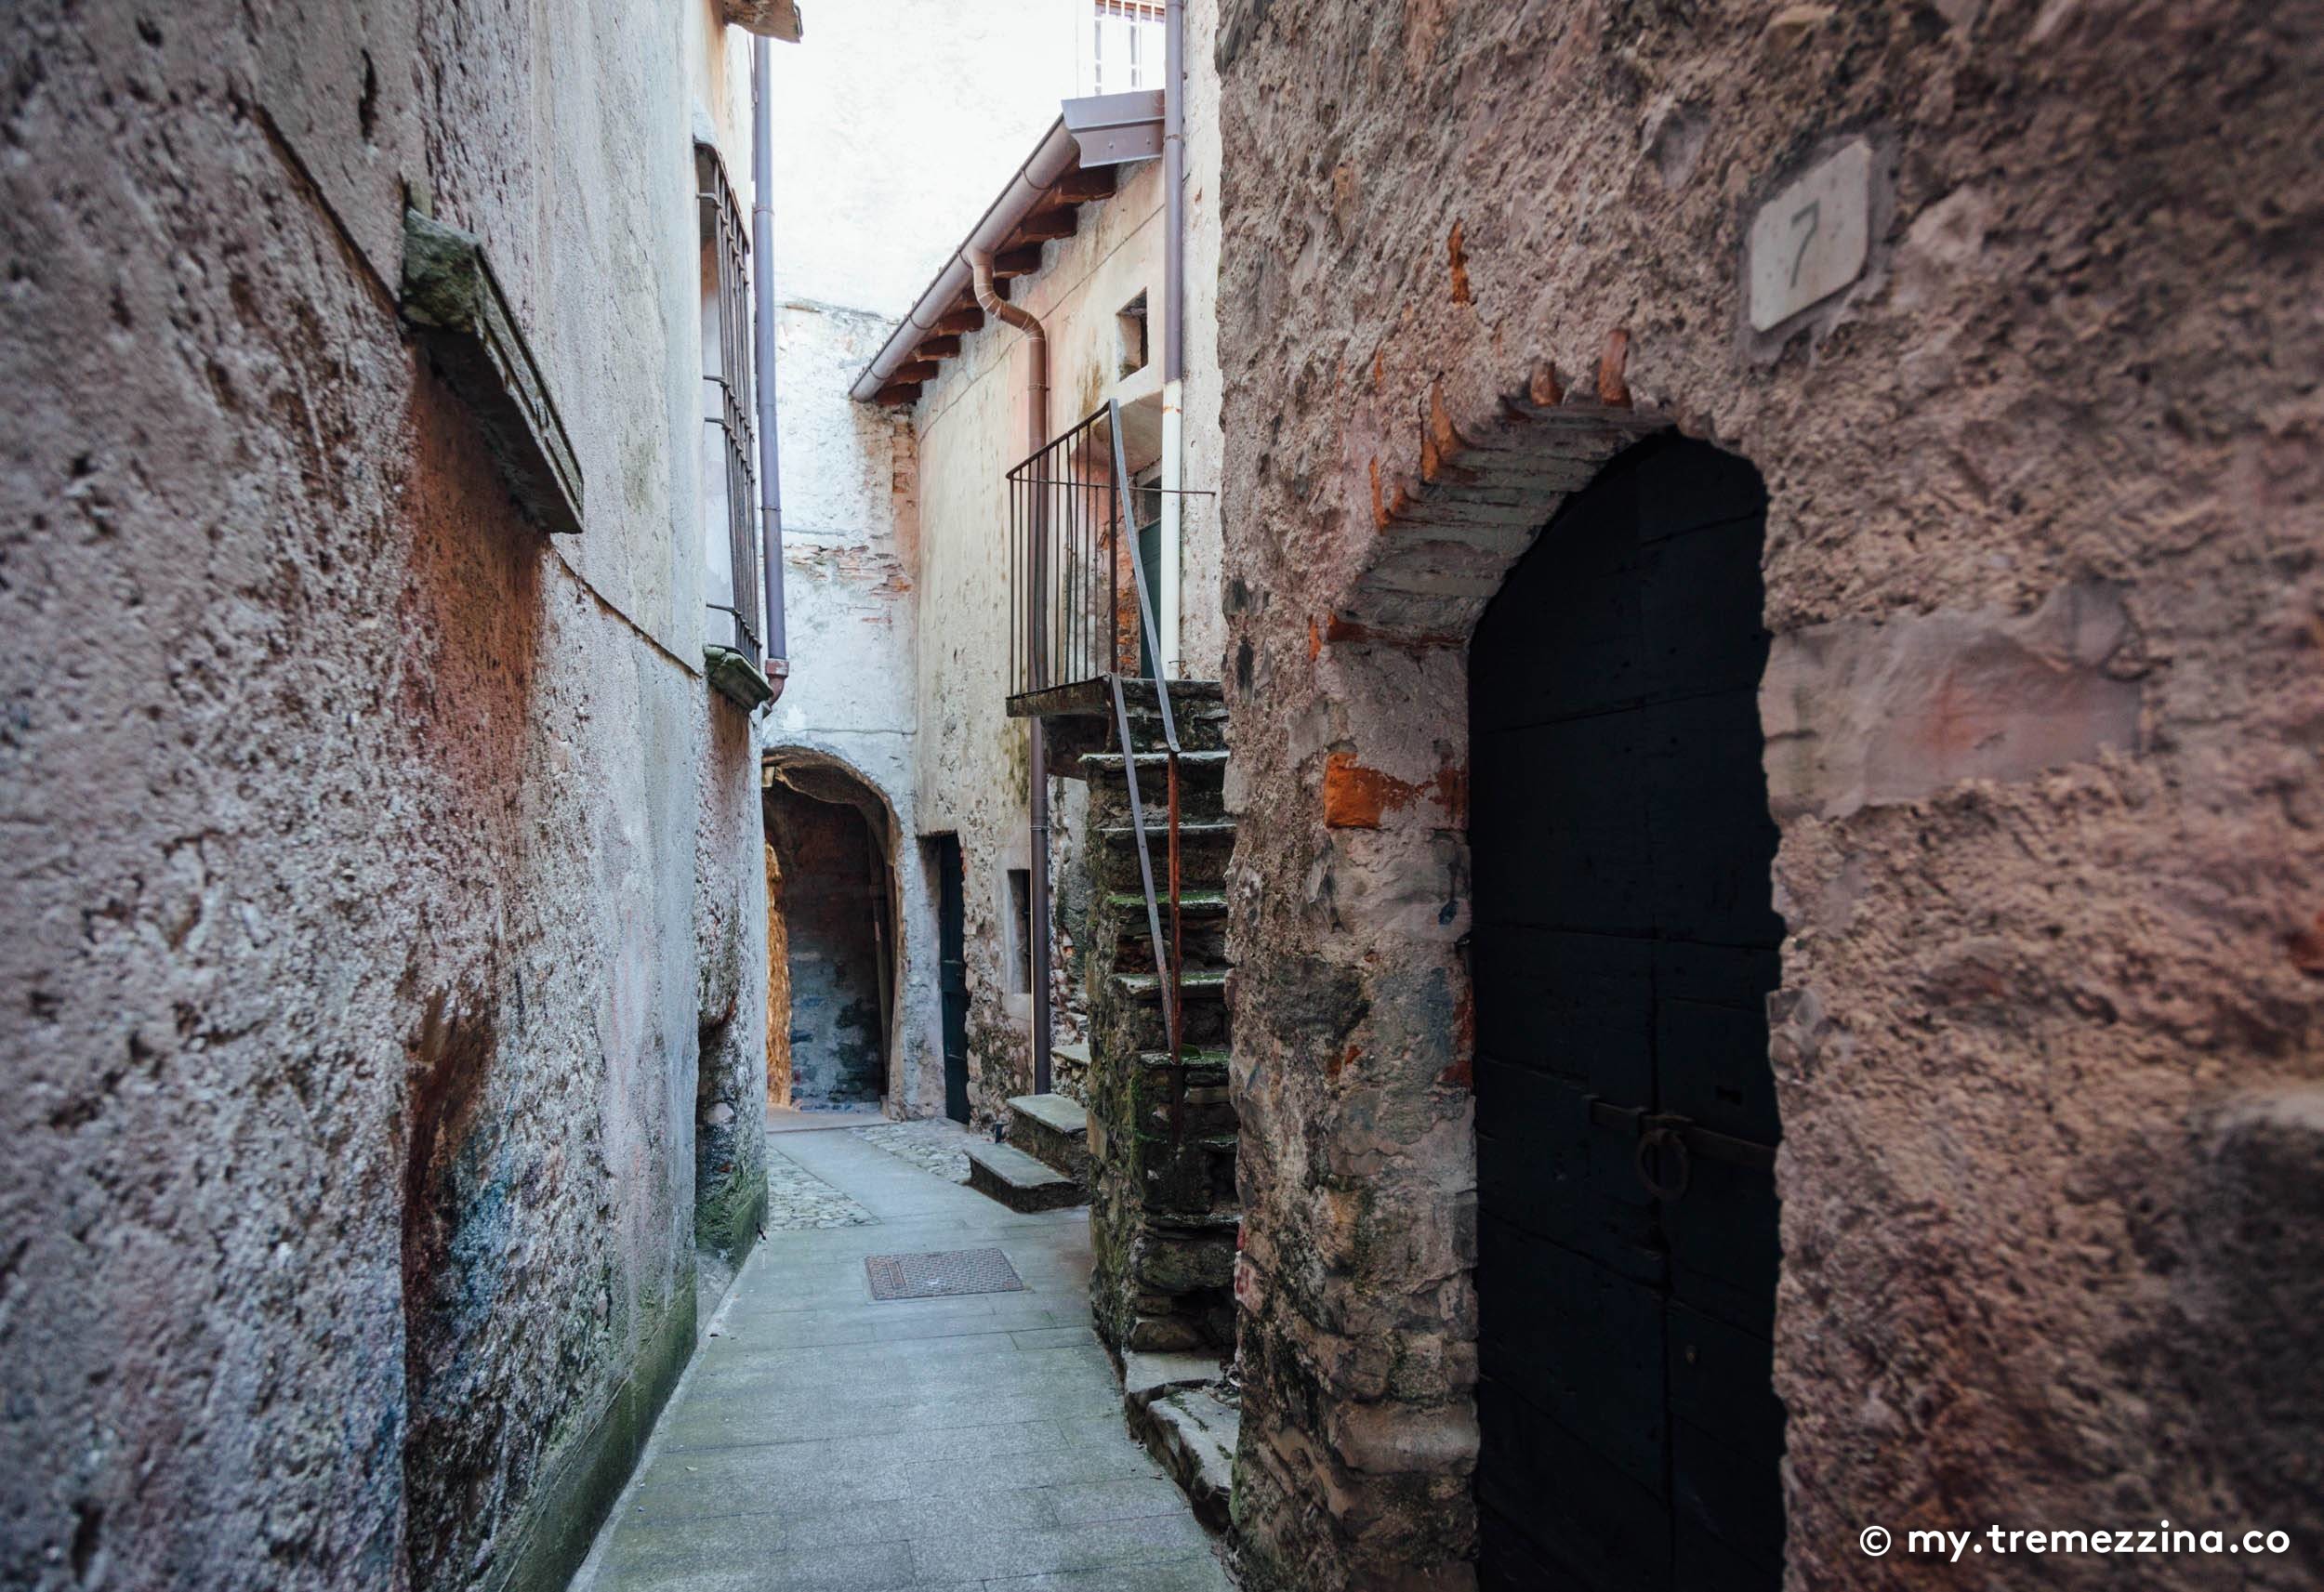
[854,1118,976,1185]
[575,1128,1231,1592]
[766,1145,879,1231]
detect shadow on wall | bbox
[763,773,891,1109]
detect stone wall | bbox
[0,2,768,1588]
[1213,2,2324,1588]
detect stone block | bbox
[1326,1398,1479,1479]
[1138,1229,1238,1295]
[1761,579,2142,819]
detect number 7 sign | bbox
[1747,140,1873,332]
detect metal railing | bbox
[1008,403,1142,700]
[1007,401,1184,1065]
[698,143,763,663]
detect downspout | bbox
[1157,0,1186,676]
[750,37,789,696]
[971,248,1055,1098]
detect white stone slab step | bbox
[964,1138,1085,1213]
[1007,1092,1089,1137]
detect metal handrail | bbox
[1104,401,1183,1074]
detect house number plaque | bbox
[1747,138,1873,332]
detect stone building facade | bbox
[1211,2,2324,1589]
[759,0,1099,1123]
[772,0,1230,1130]
[0,3,783,1588]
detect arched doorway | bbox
[763,758,898,1111]
[1469,435,1786,1590]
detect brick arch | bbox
[1335,355,1671,648]
[761,743,901,845]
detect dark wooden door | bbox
[933,835,971,1125]
[1470,436,1785,1592]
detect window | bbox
[1089,0,1164,98]
[1006,868,1033,994]
[1116,291,1149,379]
[695,142,763,662]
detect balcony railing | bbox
[1007,401,1158,703]
[1007,399,1188,1062]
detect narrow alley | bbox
[577,1127,1230,1592]
[6,2,2321,1592]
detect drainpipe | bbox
[1157,0,1186,676]
[971,248,1055,1098]
[750,37,789,696]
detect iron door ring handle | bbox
[1635,1125,1691,1203]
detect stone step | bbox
[1099,819,1237,840]
[1015,678,1228,770]
[1138,1046,1232,1083]
[1006,1092,1090,1183]
[1110,968,1229,1001]
[1101,970,1232,1050]
[1085,752,1232,825]
[1081,748,1230,776]
[1128,1382,1239,1533]
[1102,888,1227,918]
[964,1139,1085,1212]
[1092,821,1236,894]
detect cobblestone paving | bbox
[853,1118,975,1185]
[765,1145,878,1230]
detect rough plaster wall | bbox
[913,352,1038,1123]
[0,2,765,1587]
[764,788,888,1107]
[759,299,940,1117]
[694,702,772,1266]
[1213,2,2324,1589]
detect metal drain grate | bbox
[865,1246,1025,1301]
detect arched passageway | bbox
[763,758,897,1110]
[1469,435,1785,1591]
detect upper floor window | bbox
[1088,0,1164,98]
[696,142,763,663]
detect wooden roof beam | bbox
[912,335,962,362]
[1013,207,1079,245]
[1053,168,1117,204]
[873,381,922,407]
[990,245,1043,279]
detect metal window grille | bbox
[697,143,763,662]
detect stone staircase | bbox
[1076,683,1242,1356]
[966,1056,1097,1213]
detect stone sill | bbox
[704,645,774,711]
